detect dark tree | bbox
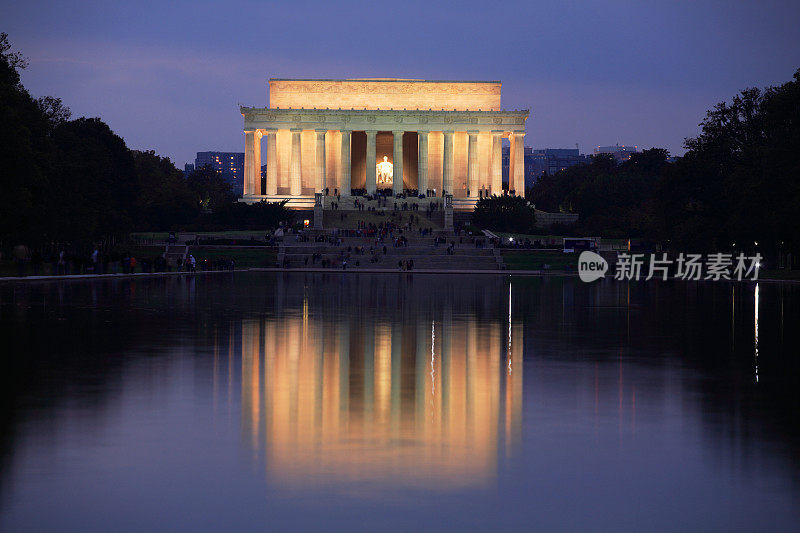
[656,69,800,252]
[46,118,139,243]
[132,150,199,230]
[187,164,236,212]
[472,195,536,233]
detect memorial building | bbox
[240,78,529,208]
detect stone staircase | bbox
[164,244,188,269]
[280,233,499,271]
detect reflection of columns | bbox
[374,323,391,425]
[441,303,452,424]
[442,131,454,195]
[390,322,402,432]
[266,129,277,195]
[364,319,375,422]
[290,129,302,196]
[415,319,428,431]
[507,281,524,453]
[418,131,429,195]
[491,131,502,195]
[315,129,326,193]
[244,130,262,196]
[340,130,351,196]
[467,131,478,197]
[392,130,403,195]
[365,130,377,194]
[510,132,525,196]
[338,320,350,427]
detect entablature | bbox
[241,107,529,134]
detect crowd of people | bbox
[277,204,502,270]
[3,244,237,277]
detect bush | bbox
[471,195,536,233]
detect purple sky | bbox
[6,1,799,166]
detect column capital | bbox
[392,130,404,136]
[491,130,504,136]
[340,129,351,136]
[442,130,454,136]
[467,130,479,137]
[365,129,377,136]
[264,127,278,133]
[290,127,302,133]
[418,130,429,138]
[314,128,327,134]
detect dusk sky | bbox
[5,0,799,166]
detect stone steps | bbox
[283,248,493,257]
[283,251,499,270]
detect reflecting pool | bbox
[1,273,799,530]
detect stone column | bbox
[265,129,278,196]
[417,131,428,196]
[290,129,302,196]
[512,132,525,196]
[315,129,326,193]
[491,131,502,196]
[442,131,454,196]
[365,130,377,195]
[340,130,351,196]
[392,130,403,196]
[509,133,516,194]
[244,130,262,196]
[467,131,478,198]
[244,131,254,196]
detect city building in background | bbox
[593,144,638,163]
[183,163,194,178]
[529,148,589,178]
[194,151,245,194]
[503,146,590,189]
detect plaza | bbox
[239,78,529,209]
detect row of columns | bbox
[244,129,525,197]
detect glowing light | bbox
[508,281,512,375]
[431,321,436,397]
[754,283,759,384]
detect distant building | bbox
[530,148,588,177]
[593,144,638,163]
[194,151,245,194]
[183,163,194,178]
[503,146,589,189]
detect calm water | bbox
[1,273,799,531]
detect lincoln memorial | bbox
[239,78,529,208]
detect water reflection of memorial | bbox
[239,281,523,489]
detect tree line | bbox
[529,68,800,258]
[0,34,291,249]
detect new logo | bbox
[578,251,608,282]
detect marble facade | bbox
[240,79,529,207]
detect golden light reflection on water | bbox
[236,294,523,491]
